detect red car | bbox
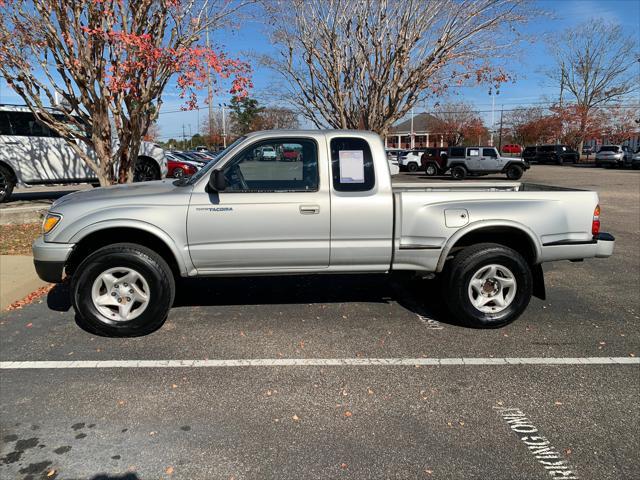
[502,144,522,155]
[168,159,197,178]
[281,148,301,161]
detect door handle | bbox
[3,142,18,145]
[299,205,320,215]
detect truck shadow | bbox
[46,274,464,335]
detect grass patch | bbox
[0,223,41,255]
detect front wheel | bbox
[442,243,532,328]
[71,243,175,336]
[506,164,524,180]
[407,162,419,172]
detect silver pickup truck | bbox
[32,130,615,336]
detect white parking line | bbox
[0,357,638,369]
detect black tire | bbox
[506,164,524,180]
[451,165,467,180]
[133,158,161,182]
[442,243,532,328]
[0,164,16,203]
[424,163,439,177]
[407,162,419,172]
[71,243,175,337]
[172,167,185,179]
[556,156,564,165]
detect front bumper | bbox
[32,236,74,283]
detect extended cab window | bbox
[468,148,480,157]
[222,138,318,192]
[331,137,375,192]
[0,112,10,135]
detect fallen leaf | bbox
[340,463,348,469]
[554,401,563,406]
[424,469,433,475]
[46,470,56,477]
[26,323,33,328]
[344,411,352,418]
[165,466,174,475]
[564,448,572,456]
[171,384,178,389]
[292,414,299,422]
[367,388,374,395]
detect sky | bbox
[1,0,638,142]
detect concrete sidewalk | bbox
[0,255,48,309]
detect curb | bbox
[0,204,49,225]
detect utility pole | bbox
[206,28,214,148]
[410,107,415,150]
[181,124,186,150]
[558,62,565,145]
[221,105,227,148]
[188,124,192,149]
[498,105,504,151]
[490,91,495,146]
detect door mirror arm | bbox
[208,169,226,192]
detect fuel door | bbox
[445,209,469,228]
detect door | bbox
[3,110,89,182]
[187,137,330,272]
[465,147,482,170]
[482,148,504,171]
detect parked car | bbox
[258,146,277,160]
[281,146,301,161]
[632,150,640,170]
[420,148,447,176]
[522,144,579,165]
[595,145,633,168]
[398,150,422,172]
[165,153,201,179]
[443,146,530,180]
[0,105,167,202]
[501,144,522,155]
[32,130,614,336]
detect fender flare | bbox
[435,219,542,272]
[68,219,193,276]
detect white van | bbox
[0,105,167,202]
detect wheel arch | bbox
[436,221,541,273]
[66,223,190,278]
[0,160,18,182]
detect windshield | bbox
[182,136,247,185]
[599,146,620,152]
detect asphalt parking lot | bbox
[1,165,639,480]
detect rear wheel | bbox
[424,163,439,177]
[71,243,175,337]
[506,164,524,180]
[134,158,161,182]
[442,243,532,328]
[0,164,16,203]
[451,165,467,180]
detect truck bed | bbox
[391,182,598,272]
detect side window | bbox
[482,148,497,157]
[222,138,318,192]
[331,137,375,192]
[0,112,10,135]
[8,112,52,137]
[468,148,480,157]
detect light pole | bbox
[219,103,227,148]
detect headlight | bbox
[43,213,62,234]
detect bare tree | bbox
[0,0,251,185]
[255,107,300,130]
[263,0,532,136]
[547,20,639,153]
[432,102,485,146]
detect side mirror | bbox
[208,169,226,192]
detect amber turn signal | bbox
[43,214,62,234]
